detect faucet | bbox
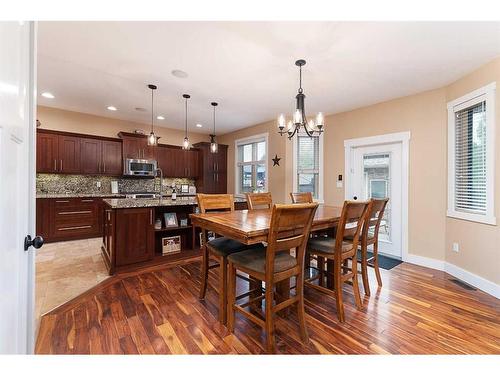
[155,167,163,198]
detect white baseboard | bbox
[404,253,499,299]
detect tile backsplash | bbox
[36,174,195,195]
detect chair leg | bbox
[296,273,309,344]
[373,241,383,287]
[318,256,325,287]
[334,261,345,322]
[198,245,209,299]
[361,244,370,296]
[227,262,236,333]
[218,256,228,324]
[351,255,363,310]
[265,283,276,352]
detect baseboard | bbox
[404,253,499,299]
[444,262,500,299]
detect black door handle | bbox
[24,235,44,251]
[353,196,358,200]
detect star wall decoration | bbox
[272,154,281,166]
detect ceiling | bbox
[37,21,500,135]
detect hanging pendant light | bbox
[147,84,158,146]
[277,59,324,139]
[182,94,191,150]
[210,102,218,153]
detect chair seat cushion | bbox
[227,247,297,274]
[307,237,353,254]
[206,237,263,257]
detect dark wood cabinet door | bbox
[36,199,51,241]
[58,135,81,173]
[115,208,154,266]
[36,132,58,173]
[80,138,101,174]
[142,142,156,160]
[186,149,200,178]
[122,137,141,159]
[101,140,123,175]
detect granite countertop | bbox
[36,193,127,199]
[103,196,247,209]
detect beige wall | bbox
[221,57,500,285]
[37,106,208,145]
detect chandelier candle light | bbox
[182,94,191,150]
[210,102,218,153]
[277,59,324,139]
[147,84,158,146]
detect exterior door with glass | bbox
[349,142,402,258]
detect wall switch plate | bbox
[96,181,101,188]
[452,242,459,253]
[336,181,343,188]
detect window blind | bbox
[454,101,487,214]
[296,135,320,198]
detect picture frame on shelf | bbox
[180,218,188,227]
[163,212,178,227]
[162,235,181,255]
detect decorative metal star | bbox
[272,154,281,166]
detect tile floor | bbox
[35,237,109,325]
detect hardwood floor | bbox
[35,259,500,354]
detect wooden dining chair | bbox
[290,192,313,203]
[305,200,369,322]
[352,198,389,296]
[246,192,273,210]
[196,193,263,324]
[227,203,319,352]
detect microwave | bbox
[124,158,157,177]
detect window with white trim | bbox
[293,133,323,201]
[447,83,496,225]
[235,134,267,194]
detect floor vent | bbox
[450,278,477,291]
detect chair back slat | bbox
[265,203,318,279]
[362,198,389,241]
[290,192,313,204]
[335,201,370,255]
[246,192,273,210]
[196,194,234,213]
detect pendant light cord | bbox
[151,88,154,133]
[185,97,188,137]
[213,105,216,136]
[298,65,303,94]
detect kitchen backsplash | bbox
[36,174,195,195]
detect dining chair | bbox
[290,192,313,203]
[227,203,319,352]
[196,193,263,324]
[246,192,273,210]
[350,198,389,296]
[305,200,369,322]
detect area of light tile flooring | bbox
[35,238,108,324]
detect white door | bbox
[0,21,38,354]
[348,142,403,258]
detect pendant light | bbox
[182,94,191,150]
[210,102,218,153]
[147,84,158,146]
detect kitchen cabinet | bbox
[156,146,199,178]
[80,138,101,174]
[193,142,228,193]
[36,132,59,173]
[119,132,156,160]
[115,208,154,266]
[81,138,122,175]
[101,140,123,175]
[58,135,81,173]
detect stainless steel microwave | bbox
[124,158,157,177]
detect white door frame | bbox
[344,131,410,262]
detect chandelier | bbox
[277,59,324,139]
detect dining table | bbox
[190,204,343,304]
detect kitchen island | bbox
[101,196,247,275]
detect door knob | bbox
[24,235,44,251]
[353,196,358,200]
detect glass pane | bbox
[256,164,266,192]
[240,165,253,193]
[242,144,253,163]
[298,173,318,198]
[257,141,266,161]
[297,136,319,170]
[362,153,391,242]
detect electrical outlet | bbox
[96,181,101,188]
[452,242,459,253]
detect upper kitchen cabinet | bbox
[81,137,122,176]
[156,145,199,178]
[193,142,228,193]
[36,131,59,173]
[101,140,123,175]
[58,135,81,173]
[119,132,156,160]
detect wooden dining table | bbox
[190,204,343,294]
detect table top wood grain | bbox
[190,205,342,245]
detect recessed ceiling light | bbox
[156,115,165,120]
[107,106,117,111]
[41,92,55,99]
[171,69,188,78]
[196,123,203,128]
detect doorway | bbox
[344,132,410,260]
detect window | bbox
[235,134,268,194]
[447,82,496,225]
[293,134,323,201]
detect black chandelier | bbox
[277,59,324,139]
